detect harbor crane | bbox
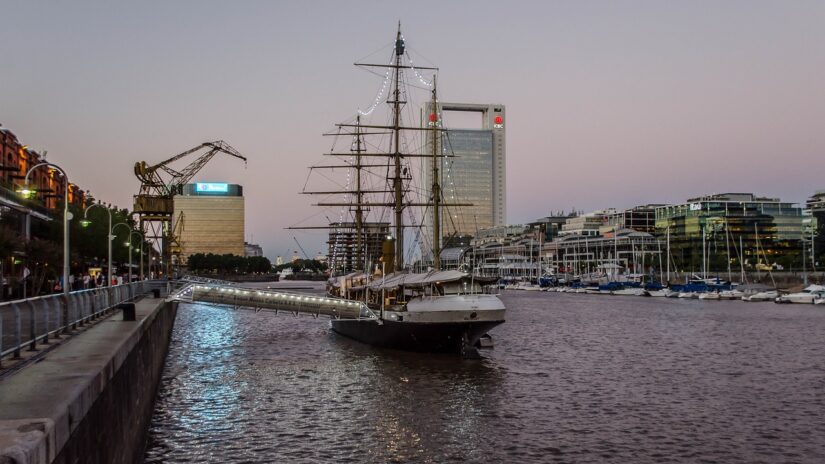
[133,141,247,276]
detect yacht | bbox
[775,285,825,304]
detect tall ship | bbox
[295,24,506,357]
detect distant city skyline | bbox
[2,1,823,260]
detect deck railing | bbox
[0,280,171,365]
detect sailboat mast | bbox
[724,218,731,282]
[354,115,365,271]
[430,76,441,271]
[666,225,671,282]
[391,24,405,271]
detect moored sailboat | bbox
[298,24,506,356]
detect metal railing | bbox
[0,280,170,365]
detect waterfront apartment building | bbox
[528,214,576,243]
[603,205,664,235]
[422,102,506,254]
[173,183,245,262]
[1,125,88,212]
[655,193,803,272]
[546,228,662,277]
[559,210,614,237]
[806,190,824,265]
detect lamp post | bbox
[19,162,70,296]
[130,230,144,281]
[112,222,132,283]
[80,203,113,286]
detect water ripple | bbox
[145,290,825,463]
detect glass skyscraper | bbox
[422,102,506,258]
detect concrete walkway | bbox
[0,297,167,464]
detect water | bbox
[145,289,825,463]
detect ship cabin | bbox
[328,270,496,311]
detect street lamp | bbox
[81,203,114,286]
[20,162,71,296]
[112,222,133,283]
[130,230,145,281]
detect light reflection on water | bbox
[146,291,825,463]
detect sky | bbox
[2,1,824,260]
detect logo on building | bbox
[195,183,229,193]
[493,115,504,129]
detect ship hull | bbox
[330,318,503,355]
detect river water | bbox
[145,287,825,463]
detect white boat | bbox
[699,292,721,300]
[775,285,825,304]
[814,298,825,305]
[664,289,681,298]
[742,290,779,302]
[647,289,669,297]
[514,282,542,291]
[678,292,700,299]
[718,290,744,300]
[612,288,646,296]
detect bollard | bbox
[152,288,161,298]
[117,303,136,321]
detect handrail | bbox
[0,279,170,364]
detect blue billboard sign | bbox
[195,182,229,193]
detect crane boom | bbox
[293,237,311,260]
[135,140,247,196]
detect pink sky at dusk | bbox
[2,1,823,259]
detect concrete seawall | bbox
[0,296,178,464]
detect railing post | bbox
[53,297,62,339]
[42,298,51,344]
[93,291,101,319]
[76,293,85,327]
[62,294,71,334]
[0,306,4,367]
[13,303,22,359]
[27,300,37,352]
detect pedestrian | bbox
[83,274,90,289]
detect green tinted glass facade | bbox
[655,195,803,272]
[441,130,493,236]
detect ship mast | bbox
[353,115,365,271]
[391,23,405,271]
[430,76,442,271]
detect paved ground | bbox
[0,297,166,464]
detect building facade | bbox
[422,102,506,249]
[1,125,87,211]
[655,193,803,272]
[603,205,663,234]
[173,183,245,262]
[244,242,263,257]
[327,221,390,274]
[559,210,614,237]
[806,190,824,265]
